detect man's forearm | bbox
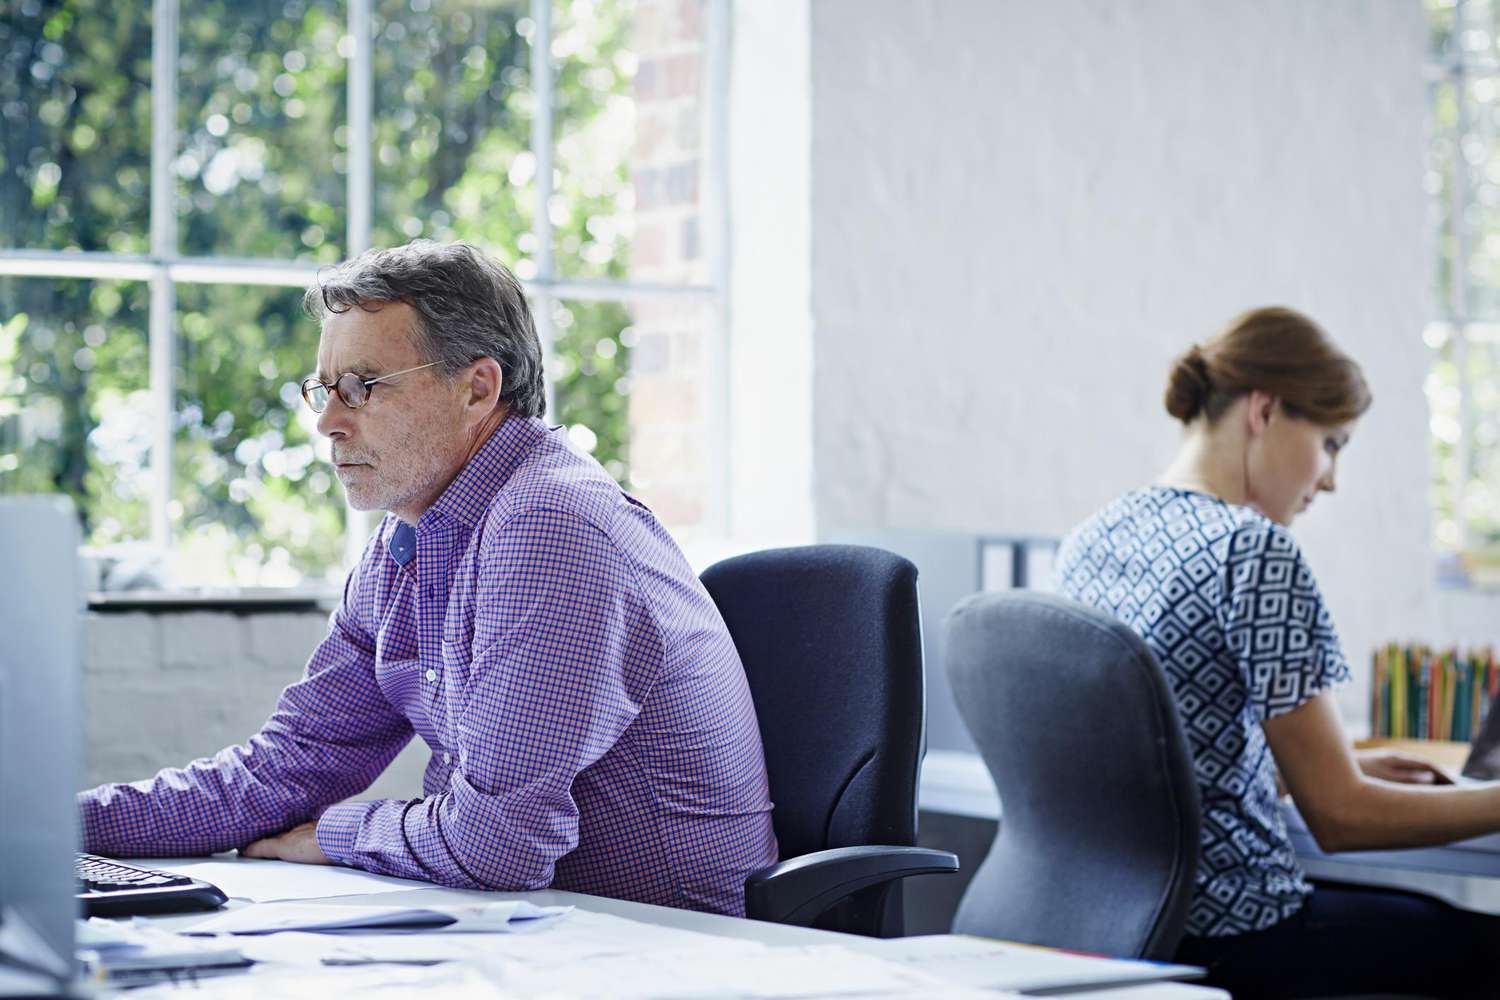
[315,779,573,890]
[79,737,323,856]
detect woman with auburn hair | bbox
[1055,307,1500,999]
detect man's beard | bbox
[334,427,456,514]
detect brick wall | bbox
[627,0,710,532]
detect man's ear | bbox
[1245,390,1277,437]
[464,357,505,415]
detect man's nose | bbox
[316,396,352,439]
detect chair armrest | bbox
[743,845,959,928]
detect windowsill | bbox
[1437,551,1500,592]
[1437,579,1500,593]
[919,749,1000,821]
[87,588,338,614]
[79,533,813,615]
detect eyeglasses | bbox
[299,361,440,413]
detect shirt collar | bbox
[383,415,550,568]
[421,414,550,531]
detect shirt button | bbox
[425,668,437,682]
[443,752,452,765]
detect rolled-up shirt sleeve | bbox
[78,557,414,857]
[315,507,653,889]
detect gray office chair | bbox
[944,590,1199,960]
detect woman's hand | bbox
[1355,748,1455,786]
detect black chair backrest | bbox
[699,545,925,861]
[945,590,1200,960]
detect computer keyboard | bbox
[76,853,228,917]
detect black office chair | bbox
[700,544,959,938]
[944,590,1200,960]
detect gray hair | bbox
[304,240,546,418]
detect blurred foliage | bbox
[0,0,637,585]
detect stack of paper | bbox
[76,918,249,979]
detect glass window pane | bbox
[1426,322,1462,550]
[371,0,533,268]
[1458,75,1500,318]
[554,295,710,534]
[1431,77,1457,322]
[0,0,152,252]
[0,276,151,545]
[1459,1,1500,69]
[177,0,347,261]
[1429,0,1457,65]
[551,296,631,484]
[173,283,344,587]
[550,0,644,282]
[1463,326,1500,547]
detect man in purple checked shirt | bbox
[79,240,778,916]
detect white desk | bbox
[101,855,1223,998]
[1282,805,1500,914]
[921,749,1500,918]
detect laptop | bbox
[1460,689,1500,783]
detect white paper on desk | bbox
[865,935,1202,992]
[498,943,984,999]
[131,856,432,902]
[123,961,513,999]
[236,910,761,968]
[180,899,569,936]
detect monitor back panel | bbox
[0,496,80,973]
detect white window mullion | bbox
[1452,0,1473,551]
[701,0,731,536]
[531,0,556,419]
[149,0,179,554]
[347,0,373,258]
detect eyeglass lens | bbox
[302,380,329,412]
[336,373,370,408]
[301,374,372,413]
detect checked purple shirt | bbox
[79,416,778,915]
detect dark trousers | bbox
[1173,881,1500,999]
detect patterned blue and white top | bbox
[1055,486,1351,937]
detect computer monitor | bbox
[0,496,80,995]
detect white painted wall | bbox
[725,0,815,545]
[806,0,1495,729]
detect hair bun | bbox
[1164,345,1212,423]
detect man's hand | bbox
[1355,748,1456,786]
[241,821,333,865]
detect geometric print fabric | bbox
[1056,487,1350,937]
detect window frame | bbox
[0,0,731,582]
[1430,0,1500,556]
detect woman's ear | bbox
[1244,390,1278,437]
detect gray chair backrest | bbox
[946,590,1199,960]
